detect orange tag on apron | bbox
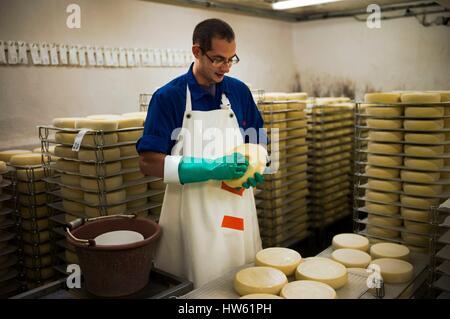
[221,215,244,231]
[221,182,245,196]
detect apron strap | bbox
[186,85,192,112]
[220,93,231,110]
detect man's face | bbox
[194,37,237,84]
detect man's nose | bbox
[221,62,231,73]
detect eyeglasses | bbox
[202,49,240,67]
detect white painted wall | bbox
[0,0,295,148]
[292,15,450,99]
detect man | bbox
[137,18,267,288]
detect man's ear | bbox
[192,45,202,59]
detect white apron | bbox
[154,85,262,288]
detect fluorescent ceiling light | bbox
[272,0,341,10]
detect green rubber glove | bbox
[179,152,249,184]
[240,172,265,189]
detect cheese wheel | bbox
[80,175,123,191]
[286,93,308,101]
[118,117,144,128]
[332,233,369,252]
[295,257,347,289]
[19,205,49,219]
[24,254,53,268]
[368,214,402,226]
[280,280,336,299]
[79,161,121,176]
[404,120,444,130]
[119,145,138,157]
[23,243,50,255]
[366,190,399,203]
[370,258,413,284]
[54,145,78,159]
[406,245,429,253]
[401,92,441,104]
[401,232,429,246]
[17,181,46,193]
[367,155,402,167]
[403,220,432,234]
[401,207,429,222]
[370,243,410,261]
[61,186,84,200]
[126,184,148,196]
[405,107,444,118]
[81,133,118,147]
[224,144,268,188]
[367,119,402,129]
[368,143,402,154]
[123,171,145,182]
[26,266,55,280]
[121,158,139,169]
[367,225,400,238]
[404,157,444,171]
[255,247,302,276]
[366,106,402,117]
[52,117,84,128]
[400,170,440,183]
[331,248,372,268]
[404,133,445,144]
[234,266,288,296]
[404,145,444,157]
[368,179,401,192]
[10,153,43,166]
[55,132,76,145]
[61,173,81,187]
[364,93,401,104]
[78,147,121,162]
[426,91,450,102]
[403,183,442,196]
[368,131,403,142]
[84,204,127,217]
[122,112,147,119]
[55,159,79,173]
[365,166,399,178]
[0,160,6,173]
[63,200,84,213]
[118,130,143,142]
[127,198,148,209]
[16,167,45,181]
[22,218,49,231]
[400,195,439,209]
[240,293,284,299]
[18,193,47,206]
[76,118,119,130]
[84,189,126,205]
[0,149,32,162]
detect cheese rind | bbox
[370,243,410,260]
[117,130,143,142]
[240,293,284,299]
[255,247,302,276]
[331,248,372,268]
[367,119,402,129]
[52,117,84,128]
[366,190,399,203]
[79,161,121,176]
[365,166,399,178]
[367,225,400,238]
[367,155,402,167]
[78,148,121,162]
[10,153,44,166]
[401,92,441,104]
[332,233,369,252]
[368,143,402,154]
[364,93,401,104]
[75,118,119,131]
[404,145,444,157]
[84,189,126,205]
[295,257,348,289]
[280,280,336,299]
[400,195,439,209]
[404,120,444,130]
[404,157,444,171]
[234,266,288,296]
[370,258,414,284]
[401,207,430,222]
[403,183,442,196]
[400,170,440,183]
[0,149,32,162]
[368,179,401,192]
[368,214,402,227]
[404,133,445,144]
[80,175,123,191]
[368,131,403,142]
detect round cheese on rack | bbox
[119,145,138,157]
[401,207,430,222]
[368,179,401,192]
[404,145,444,157]
[234,266,288,296]
[370,243,410,260]
[118,129,143,142]
[280,280,336,299]
[365,166,399,178]
[403,183,442,196]
[286,92,308,101]
[255,247,302,276]
[84,189,126,205]
[332,233,369,252]
[367,142,403,154]
[117,117,144,129]
[55,132,76,145]
[331,248,372,268]
[55,159,79,173]
[61,173,81,187]
[405,106,444,118]
[367,155,402,167]
[404,120,444,130]
[368,214,402,227]
[121,158,139,169]
[364,93,401,104]
[224,144,268,188]
[400,170,440,183]
[78,147,121,162]
[17,181,46,193]
[61,186,84,200]
[404,157,444,171]
[401,232,429,246]
[368,131,403,142]
[21,218,49,231]
[366,106,402,117]
[426,91,450,103]
[19,205,49,219]
[367,225,399,239]
[79,161,121,176]
[367,119,402,129]
[123,171,145,182]
[0,150,32,163]
[401,92,441,104]
[126,184,148,196]
[84,204,127,218]
[295,257,347,289]
[82,133,118,147]
[400,195,439,209]
[127,198,148,209]
[16,167,45,181]
[19,193,47,206]
[80,175,123,191]
[366,190,399,203]
[404,133,445,144]
[369,258,413,284]
[52,117,85,128]
[62,199,84,213]
[10,153,44,166]
[54,145,78,159]
[403,220,432,234]
[240,293,284,299]
[23,243,51,255]
[75,118,119,131]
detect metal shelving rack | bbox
[256,95,310,248]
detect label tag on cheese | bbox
[72,129,91,151]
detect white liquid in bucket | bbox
[94,230,144,246]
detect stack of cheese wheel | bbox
[8,150,56,288]
[306,98,355,227]
[255,92,310,248]
[147,178,165,219]
[0,158,22,297]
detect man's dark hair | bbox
[193,19,235,52]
